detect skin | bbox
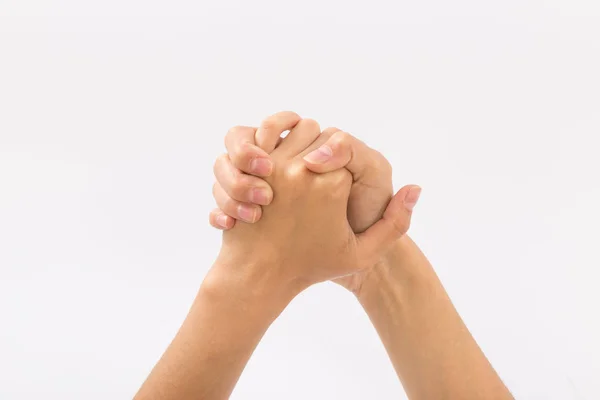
[210,111,513,399]
[135,115,416,400]
[210,111,418,293]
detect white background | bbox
[1,1,599,399]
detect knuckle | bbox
[230,142,254,168]
[382,159,393,176]
[322,126,341,135]
[321,126,341,140]
[283,161,308,182]
[334,168,353,188]
[275,110,302,124]
[277,110,301,122]
[393,221,409,236]
[297,118,321,133]
[374,151,393,174]
[331,131,352,149]
[225,125,244,142]
[227,125,251,136]
[238,140,254,154]
[314,168,350,194]
[223,196,239,214]
[225,125,255,148]
[282,110,301,118]
[260,117,276,132]
[391,216,409,235]
[213,153,228,175]
[229,175,251,199]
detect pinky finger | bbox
[209,208,236,230]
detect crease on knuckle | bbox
[230,175,250,200]
[231,142,254,169]
[390,216,409,235]
[223,196,239,214]
[330,131,352,160]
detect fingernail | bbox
[250,158,273,176]
[216,214,229,228]
[238,204,257,223]
[303,145,333,164]
[404,187,422,211]
[250,188,271,205]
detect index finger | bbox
[303,130,393,183]
[224,125,273,177]
[224,110,303,176]
[255,111,303,154]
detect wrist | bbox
[202,255,306,319]
[356,235,438,305]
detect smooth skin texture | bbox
[210,111,420,293]
[135,116,416,400]
[210,111,513,399]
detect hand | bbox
[301,128,421,292]
[209,112,420,293]
[211,116,414,292]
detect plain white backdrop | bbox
[1,1,599,399]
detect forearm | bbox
[134,260,300,400]
[358,235,513,400]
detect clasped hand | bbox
[211,111,420,293]
[134,111,514,400]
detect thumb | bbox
[356,185,421,265]
[302,131,371,178]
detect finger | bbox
[213,154,273,205]
[302,131,392,183]
[356,185,421,264]
[209,208,236,230]
[297,126,342,159]
[255,111,302,153]
[213,182,262,223]
[274,118,322,158]
[224,125,273,177]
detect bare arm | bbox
[209,112,513,398]
[358,235,513,399]
[134,262,298,400]
[136,114,413,400]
